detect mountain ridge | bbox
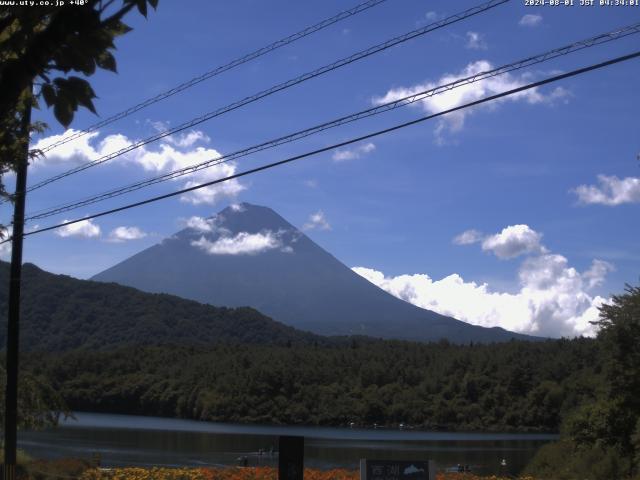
[0,260,324,351]
[93,202,537,343]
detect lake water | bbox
[18,412,557,476]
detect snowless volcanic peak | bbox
[93,202,537,343]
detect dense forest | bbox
[23,338,600,432]
[2,258,638,478]
[524,285,640,479]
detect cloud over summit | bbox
[192,230,282,256]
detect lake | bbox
[18,412,557,476]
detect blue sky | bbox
[2,0,639,337]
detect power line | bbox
[4,49,638,244]
[38,0,389,154]
[29,0,508,191]
[23,21,640,222]
[25,0,509,194]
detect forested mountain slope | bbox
[24,338,601,432]
[0,261,321,351]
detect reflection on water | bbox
[18,412,557,476]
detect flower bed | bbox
[75,467,536,480]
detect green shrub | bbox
[24,458,92,480]
[525,439,631,480]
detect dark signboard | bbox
[360,459,435,480]
[279,435,304,480]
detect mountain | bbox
[0,261,322,351]
[93,203,535,343]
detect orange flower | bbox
[75,465,538,480]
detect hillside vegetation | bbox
[24,338,599,432]
[0,261,321,350]
[2,258,638,479]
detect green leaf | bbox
[96,51,117,73]
[53,45,96,76]
[65,76,93,95]
[78,57,96,76]
[41,83,56,107]
[30,121,48,135]
[64,77,97,114]
[78,96,97,115]
[136,0,148,17]
[109,21,133,38]
[53,98,74,128]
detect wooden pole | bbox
[3,91,32,480]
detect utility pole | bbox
[3,90,32,480]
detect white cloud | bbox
[180,174,244,205]
[107,226,146,243]
[0,242,10,260]
[573,175,640,206]
[31,130,104,169]
[519,14,543,27]
[229,203,246,212]
[453,229,483,245]
[192,231,281,255]
[165,131,210,148]
[332,142,376,162]
[30,131,143,172]
[583,259,613,290]
[147,121,211,148]
[304,179,318,188]
[55,219,101,238]
[355,223,616,338]
[0,228,11,259]
[481,224,544,259]
[148,120,169,132]
[425,11,439,21]
[185,216,214,232]
[353,253,613,338]
[465,31,487,50]
[303,211,331,231]
[547,86,572,103]
[33,127,244,205]
[372,61,566,143]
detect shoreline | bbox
[56,411,561,439]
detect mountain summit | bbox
[93,203,534,342]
